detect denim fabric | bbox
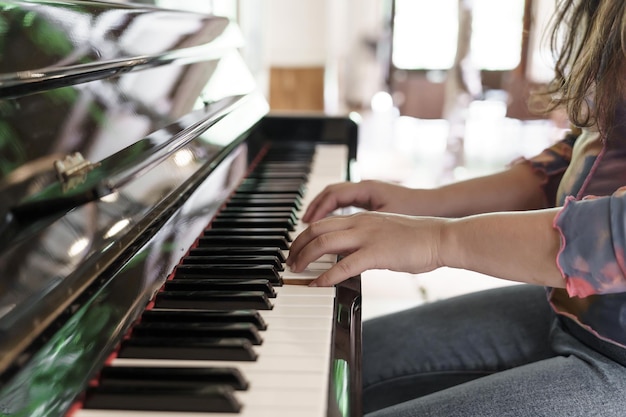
[363,285,626,416]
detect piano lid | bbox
[0,0,269,376]
[0,0,242,96]
[0,0,263,219]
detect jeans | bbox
[363,285,626,417]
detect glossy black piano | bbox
[0,2,361,416]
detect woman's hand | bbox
[302,180,438,223]
[287,208,565,289]
[287,211,448,287]
[302,162,549,224]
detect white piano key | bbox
[297,261,334,270]
[280,268,327,284]
[273,285,335,297]
[255,324,334,348]
[265,286,334,308]
[112,354,329,374]
[265,303,333,317]
[236,385,327,409]
[271,294,334,308]
[260,328,332,344]
[232,369,329,388]
[289,228,305,238]
[250,341,330,357]
[261,316,332,331]
[281,250,336,264]
[76,402,327,417]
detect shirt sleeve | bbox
[511,131,579,207]
[554,187,626,297]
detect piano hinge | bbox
[54,152,100,192]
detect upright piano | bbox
[0,2,361,416]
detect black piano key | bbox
[244,172,308,181]
[131,321,264,344]
[99,366,249,390]
[154,290,274,311]
[260,153,314,161]
[202,228,292,241]
[197,235,290,250]
[234,190,305,199]
[235,169,306,176]
[210,218,295,230]
[226,199,302,210]
[141,309,268,330]
[216,208,297,215]
[117,337,258,361]
[247,166,308,173]
[235,185,305,195]
[257,162,310,168]
[182,255,284,270]
[237,178,306,190]
[219,206,298,213]
[214,211,298,224]
[187,247,287,262]
[233,184,304,194]
[229,192,302,200]
[224,198,301,209]
[257,152,310,158]
[174,265,282,284]
[238,188,303,197]
[239,177,306,184]
[217,210,298,222]
[255,166,310,172]
[163,279,277,298]
[84,384,241,413]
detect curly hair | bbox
[536,0,626,133]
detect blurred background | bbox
[127,0,567,319]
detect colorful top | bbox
[521,118,626,348]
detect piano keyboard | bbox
[73,143,349,417]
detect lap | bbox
[363,285,555,412]
[362,284,626,416]
[366,351,626,417]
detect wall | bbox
[238,0,389,113]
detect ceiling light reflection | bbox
[68,237,88,258]
[173,149,194,167]
[104,218,130,239]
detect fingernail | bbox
[308,280,318,287]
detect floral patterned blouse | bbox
[524,119,626,348]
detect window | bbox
[392,0,526,71]
[153,0,237,19]
[393,0,458,70]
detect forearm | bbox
[439,208,564,287]
[429,162,548,218]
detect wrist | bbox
[408,188,448,217]
[436,217,461,269]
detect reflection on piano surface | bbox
[0,2,361,417]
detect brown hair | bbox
[536,0,626,132]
